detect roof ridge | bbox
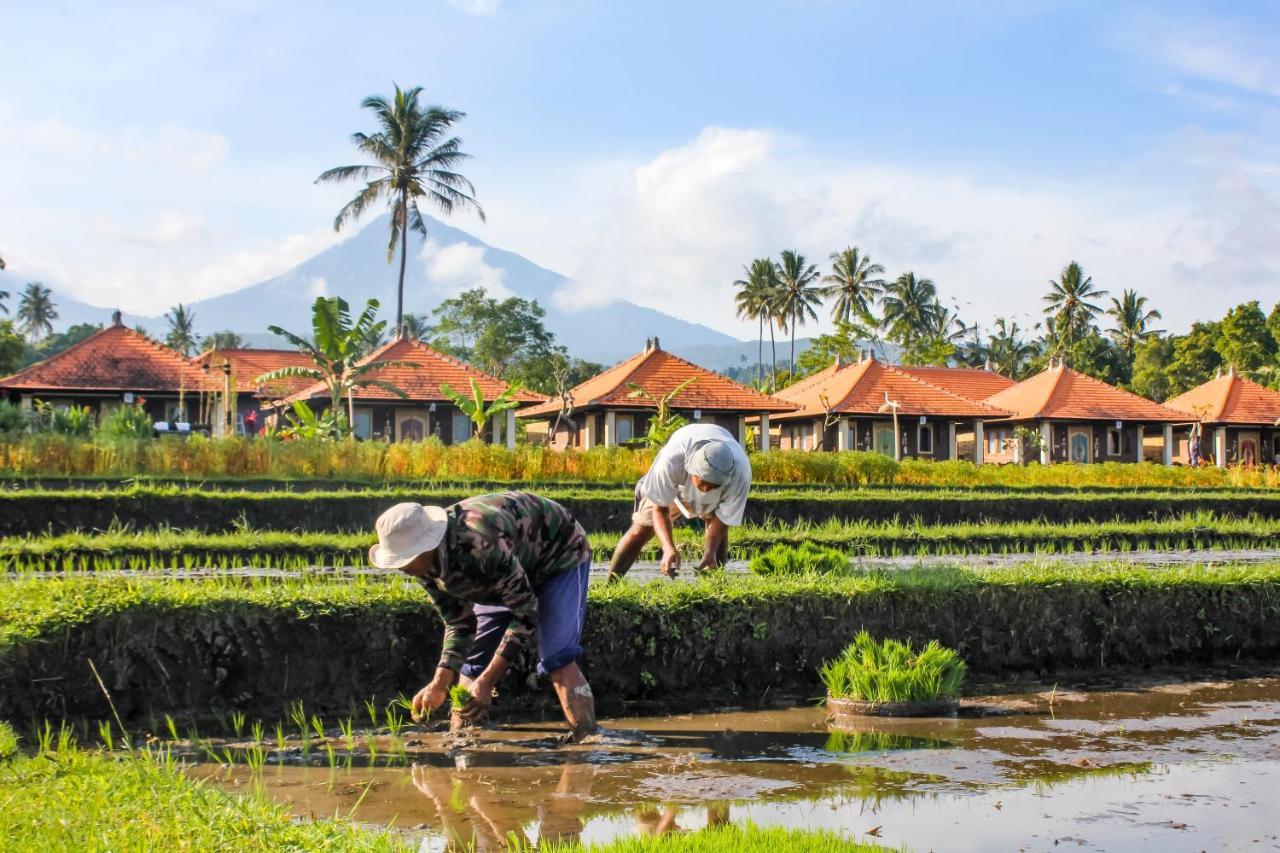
[1213,372,1237,422]
[879,362,1009,414]
[643,348,791,404]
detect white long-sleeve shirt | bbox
[638,423,752,526]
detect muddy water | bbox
[194,677,1280,851]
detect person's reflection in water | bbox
[537,762,594,847]
[411,762,594,851]
[632,802,732,838]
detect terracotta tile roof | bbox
[1165,371,1280,425]
[772,358,1009,421]
[192,348,317,398]
[283,336,545,405]
[0,322,208,393]
[983,364,1187,423]
[519,343,796,418]
[898,365,1016,401]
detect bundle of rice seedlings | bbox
[749,542,849,576]
[821,630,967,703]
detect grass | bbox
[539,824,894,852]
[8,511,1280,571]
[2,433,1278,489]
[0,722,408,851]
[821,631,968,703]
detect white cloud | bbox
[419,239,512,299]
[93,211,205,245]
[308,276,328,298]
[534,124,1280,339]
[1143,18,1280,99]
[449,0,500,17]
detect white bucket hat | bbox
[687,439,736,486]
[369,502,449,570]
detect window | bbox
[1107,428,1122,456]
[616,415,634,444]
[452,412,473,445]
[986,428,1009,456]
[918,424,933,454]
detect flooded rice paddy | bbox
[191,676,1280,851]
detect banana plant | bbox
[627,378,695,448]
[440,378,525,440]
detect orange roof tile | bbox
[984,364,1186,422]
[1165,371,1280,425]
[193,348,317,398]
[519,343,796,418]
[0,322,209,393]
[897,365,1016,402]
[772,358,1009,421]
[284,336,545,405]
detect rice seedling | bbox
[250,720,264,744]
[364,698,379,728]
[449,685,474,711]
[274,723,287,754]
[243,743,267,773]
[164,714,180,743]
[384,708,406,738]
[821,631,967,703]
[338,717,355,750]
[230,711,245,738]
[309,714,325,741]
[750,542,849,576]
[96,720,115,751]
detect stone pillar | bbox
[604,410,617,448]
[948,422,957,461]
[973,420,984,465]
[737,416,747,447]
[1134,425,1144,463]
[505,409,517,450]
[1162,424,1174,467]
[491,414,503,446]
[758,413,770,452]
[837,418,852,451]
[1214,426,1228,468]
[583,414,596,450]
[1040,421,1053,465]
[19,395,33,411]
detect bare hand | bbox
[459,677,495,721]
[412,673,453,720]
[660,547,681,578]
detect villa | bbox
[1164,367,1280,466]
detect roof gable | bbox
[985,365,1186,422]
[1,323,208,393]
[519,343,796,418]
[193,349,318,397]
[773,358,1010,420]
[284,337,544,404]
[1165,372,1280,425]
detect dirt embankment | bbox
[3,580,1278,725]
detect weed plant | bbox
[821,631,967,703]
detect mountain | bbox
[5,215,747,366]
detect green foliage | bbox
[0,400,27,436]
[821,631,967,703]
[14,282,58,341]
[280,400,345,441]
[626,377,694,448]
[749,542,849,576]
[427,287,567,391]
[0,732,409,850]
[0,319,28,375]
[99,404,153,440]
[0,722,17,760]
[1216,300,1277,377]
[538,823,892,852]
[449,685,473,711]
[32,401,93,437]
[163,303,198,356]
[1129,335,1175,401]
[202,330,243,350]
[795,318,875,377]
[1167,321,1223,396]
[439,377,524,439]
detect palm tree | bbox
[400,314,431,341]
[1043,261,1107,351]
[16,282,57,340]
[880,272,940,348]
[822,247,885,325]
[0,289,9,315]
[1106,289,1163,361]
[202,330,243,350]
[774,250,822,382]
[164,304,198,355]
[317,84,484,335]
[258,297,411,437]
[733,259,777,387]
[904,303,970,366]
[986,318,1039,378]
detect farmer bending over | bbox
[607,422,751,582]
[369,492,597,741]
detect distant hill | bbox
[3,214,748,366]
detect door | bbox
[1239,432,1260,466]
[1068,427,1091,463]
[396,410,429,443]
[874,423,896,458]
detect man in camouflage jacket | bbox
[369,492,597,741]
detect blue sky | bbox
[2,0,1279,338]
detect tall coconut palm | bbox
[317,84,484,334]
[202,330,243,351]
[1043,261,1107,351]
[16,282,57,341]
[1106,289,1163,361]
[822,247,885,325]
[880,272,940,347]
[774,250,822,382]
[0,289,9,315]
[986,318,1039,379]
[164,304,198,356]
[734,258,778,387]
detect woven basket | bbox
[826,696,959,720]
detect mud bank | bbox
[3,569,1279,725]
[7,489,1280,535]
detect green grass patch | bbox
[0,722,407,851]
[541,824,893,852]
[821,631,968,703]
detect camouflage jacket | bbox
[417,492,589,672]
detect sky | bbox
[2,0,1280,341]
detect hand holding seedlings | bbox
[411,667,457,721]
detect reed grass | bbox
[820,631,967,703]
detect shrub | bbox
[99,404,153,440]
[750,542,849,576]
[821,630,967,703]
[0,401,27,437]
